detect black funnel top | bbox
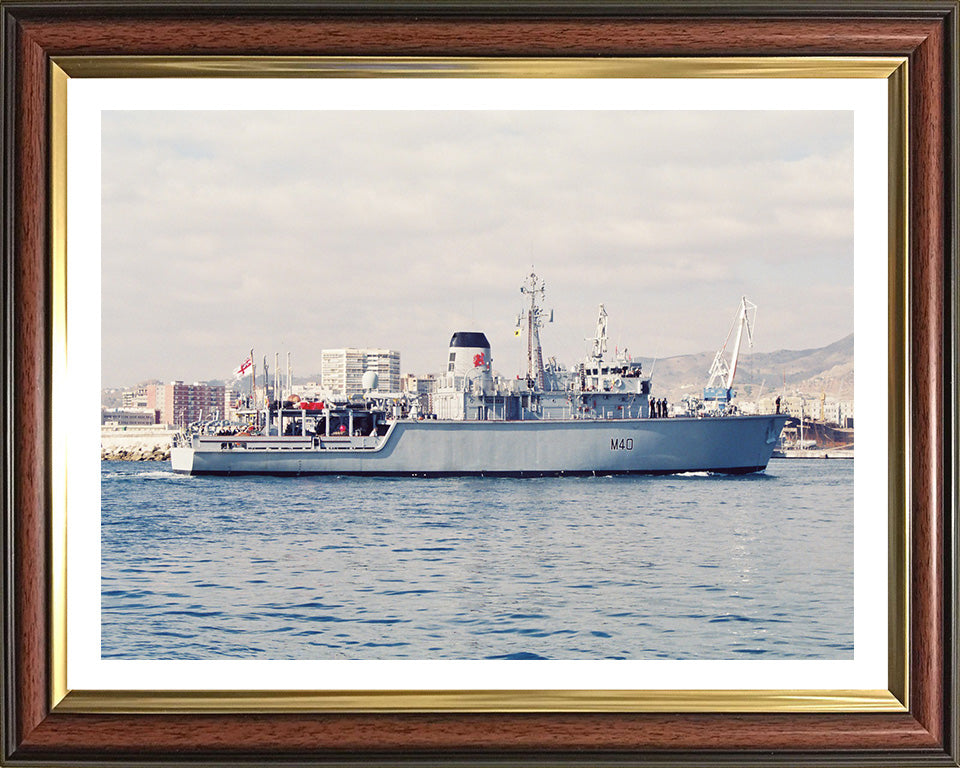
[449,332,490,348]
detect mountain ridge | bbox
[635,333,853,403]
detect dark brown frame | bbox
[2,2,957,765]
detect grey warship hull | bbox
[171,414,788,477]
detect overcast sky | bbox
[102,110,853,388]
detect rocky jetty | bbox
[101,445,170,462]
[101,426,176,462]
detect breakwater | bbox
[101,445,170,461]
[101,426,175,462]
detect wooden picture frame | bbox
[2,2,957,765]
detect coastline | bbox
[771,448,855,460]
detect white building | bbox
[401,373,438,413]
[321,348,400,396]
[802,396,855,425]
[834,399,855,427]
[101,408,158,426]
[121,382,156,409]
[401,373,437,396]
[223,387,239,420]
[770,395,854,426]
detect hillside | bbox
[635,333,854,404]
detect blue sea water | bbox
[101,459,853,660]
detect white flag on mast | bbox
[233,356,253,378]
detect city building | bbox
[146,381,226,427]
[401,373,437,412]
[101,408,159,426]
[834,399,855,427]
[121,380,162,409]
[802,396,855,426]
[321,348,400,396]
[766,394,854,427]
[223,386,240,421]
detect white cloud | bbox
[102,110,853,386]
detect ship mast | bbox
[591,304,608,367]
[518,271,551,389]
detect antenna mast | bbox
[518,271,551,389]
[591,304,608,365]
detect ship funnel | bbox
[447,331,493,392]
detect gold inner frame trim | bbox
[50,61,69,710]
[49,55,909,715]
[53,55,905,79]
[57,688,903,714]
[885,60,910,709]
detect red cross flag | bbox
[233,356,253,378]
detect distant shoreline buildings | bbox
[735,393,854,428]
[103,380,227,428]
[105,348,408,427]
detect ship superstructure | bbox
[433,273,649,423]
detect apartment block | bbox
[121,381,160,409]
[147,381,226,427]
[321,348,400,396]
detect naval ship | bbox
[171,273,787,476]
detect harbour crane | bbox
[703,296,757,411]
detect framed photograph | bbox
[2,2,956,766]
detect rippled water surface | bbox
[101,459,853,660]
